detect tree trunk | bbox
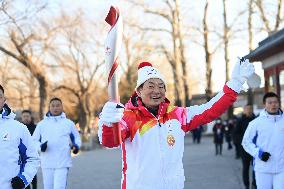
[223,0,233,118]
[247,0,254,105]
[203,1,213,102]
[37,76,47,119]
[175,0,190,106]
[223,0,230,82]
[78,101,87,134]
[172,63,182,106]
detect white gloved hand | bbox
[231,58,255,84]
[227,57,256,93]
[100,101,124,124]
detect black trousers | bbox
[26,175,37,189]
[193,134,201,143]
[215,143,222,155]
[241,150,256,188]
[234,142,241,158]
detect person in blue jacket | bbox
[0,84,39,189]
[33,97,81,189]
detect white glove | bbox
[100,101,124,124]
[231,58,255,84]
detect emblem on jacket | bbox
[2,133,9,141]
[167,134,175,146]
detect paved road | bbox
[36,135,247,189]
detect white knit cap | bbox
[135,62,166,90]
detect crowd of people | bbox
[189,104,257,189]
[208,93,284,189]
[210,105,257,189]
[1,57,284,189]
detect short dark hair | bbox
[49,97,62,104]
[0,84,4,94]
[263,92,279,103]
[21,109,32,115]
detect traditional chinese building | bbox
[247,28,284,106]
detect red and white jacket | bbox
[99,82,240,189]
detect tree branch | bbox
[53,85,80,98]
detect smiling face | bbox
[137,78,166,109]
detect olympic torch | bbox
[105,6,123,145]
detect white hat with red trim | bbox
[135,62,166,90]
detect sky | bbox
[31,0,281,93]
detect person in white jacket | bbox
[99,58,256,189]
[0,84,39,189]
[33,97,81,189]
[242,92,284,189]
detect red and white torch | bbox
[105,6,123,144]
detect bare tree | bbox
[50,14,103,133]
[222,0,236,118]
[0,56,39,113]
[127,0,190,106]
[0,1,50,118]
[175,0,190,106]
[255,0,283,33]
[245,0,283,104]
[222,0,230,82]
[203,1,213,101]
[0,57,17,86]
[247,0,255,105]
[119,22,154,103]
[191,1,221,102]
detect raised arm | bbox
[182,58,255,132]
[183,85,237,132]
